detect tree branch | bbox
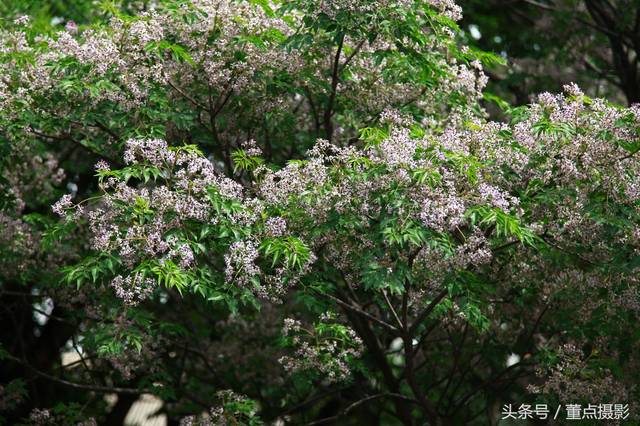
[408,287,449,335]
[7,354,147,395]
[324,34,345,141]
[321,292,399,334]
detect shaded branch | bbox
[7,354,147,395]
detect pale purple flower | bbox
[110,274,155,306]
[65,20,78,34]
[52,194,73,217]
[265,217,287,237]
[95,160,110,172]
[13,16,30,26]
[224,240,261,287]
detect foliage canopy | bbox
[0,0,639,425]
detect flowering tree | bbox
[0,0,639,425]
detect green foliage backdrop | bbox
[0,1,639,425]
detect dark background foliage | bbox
[461,0,640,106]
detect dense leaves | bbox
[0,1,639,425]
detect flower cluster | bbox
[110,274,156,306]
[279,314,364,383]
[224,240,261,287]
[240,139,263,158]
[0,213,39,278]
[3,151,66,214]
[418,187,467,232]
[528,343,630,405]
[57,135,323,302]
[257,158,329,206]
[25,408,97,426]
[264,217,287,237]
[179,390,260,426]
[426,0,463,21]
[477,183,519,213]
[28,409,52,425]
[380,107,413,127]
[71,139,243,269]
[51,194,73,217]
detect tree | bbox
[0,1,639,425]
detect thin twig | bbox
[7,354,147,395]
[167,79,208,111]
[321,292,399,334]
[408,287,449,335]
[382,289,403,329]
[305,393,417,426]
